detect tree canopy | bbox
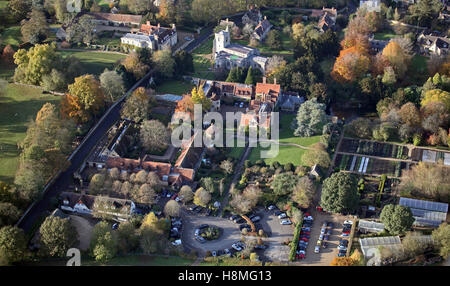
[380,204,415,235]
[320,172,359,214]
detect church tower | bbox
[213,26,230,54]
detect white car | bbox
[239,102,244,108]
[344,220,353,225]
[304,216,314,221]
[278,213,287,219]
[337,245,348,250]
[232,243,243,251]
[268,205,277,210]
[314,245,320,253]
[280,220,292,225]
[171,239,182,246]
[175,197,181,202]
[320,228,326,235]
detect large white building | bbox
[213,27,268,72]
[359,0,381,12]
[121,22,177,51]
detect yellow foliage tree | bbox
[331,46,370,83]
[330,256,356,266]
[382,41,410,79]
[421,89,450,112]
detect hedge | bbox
[288,216,303,262]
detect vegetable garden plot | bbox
[335,154,404,177]
[340,138,409,159]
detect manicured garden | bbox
[339,138,409,159]
[248,114,321,166]
[57,50,126,76]
[155,80,194,95]
[0,84,61,182]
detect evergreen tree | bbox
[245,67,255,85]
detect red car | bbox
[301,237,309,242]
[300,231,310,235]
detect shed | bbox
[358,220,385,233]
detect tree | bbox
[0,202,21,227]
[41,69,67,92]
[402,231,433,258]
[100,69,125,102]
[200,177,216,194]
[21,8,49,44]
[399,162,450,203]
[266,30,282,50]
[421,89,450,112]
[39,216,78,257]
[7,0,32,22]
[245,67,256,85]
[122,52,150,80]
[1,45,16,66]
[382,66,397,85]
[61,74,105,124]
[380,204,414,235]
[191,86,212,110]
[66,15,97,45]
[127,0,153,14]
[293,98,328,137]
[230,185,262,215]
[330,256,356,266]
[136,184,156,205]
[116,221,139,254]
[120,87,151,123]
[320,172,359,214]
[93,231,117,262]
[302,148,331,169]
[0,226,27,265]
[382,41,411,79]
[266,55,287,77]
[179,185,194,204]
[291,177,316,208]
[271,173,300,197]
[220,159,233,174]
[174,50,194,77]
[153,49,175,78]
[140,120,170,153]
[331,46,370,83]
[13,44,61,86]
[175,94,195,119]
[194,187,211,207]
[164,200,181,217]
[408,0,443,27]
[432,223,450,259]
[399,102,421,127]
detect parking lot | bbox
[295,210,351,266]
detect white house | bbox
[359,0,381,12]
[121,22,177,51]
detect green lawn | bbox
[58,50,126,75]
[248,114,321,166]
[0,25,22,49]
[233,32,294,59]
[190,37,215,80]
[0,84,61,182]
[373,31,397,41]
[155,80,194,95]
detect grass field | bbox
[373,32,397,41]
[0,84,61,182]
[58,50,126,75]
[155,80,194,95]
[248,114,321,166]
[190,37,215,80]
[0,25,22,49]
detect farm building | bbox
[399,197,448,227]
[358,220,385,233]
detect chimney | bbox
[226,18,229,23]
[264,15,267,20]
[147,21,150,25]
[262,76,266,84]
[274,78,277,85]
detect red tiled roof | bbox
[255,82,281,100]
[88,12,142,25]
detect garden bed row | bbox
[340,139,409,159]
[335,154,405,177]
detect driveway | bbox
[69,215,95,251]
[181,210,241,254]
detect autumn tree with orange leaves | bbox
[61,75,105,124]
[331,46,370,83]
[175,94,195,120]
[382,41,411,80]
[330,256,358,266]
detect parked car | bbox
[166,192,172,198]
[324,235,329,241]
[344,220,353,225]
[112,223,119,230]
[314,245,320,253]
[195,236,206,243]
[278,213,287,219]
[268,205,277,210]
[341,232,350,237]
[328,222,334,229]
[254,244,267,250]
[322,222,328,228]
[337,245,347,250]
[301,227,311,232]
[274,210,283,216]
[280,220,292,225]
[232,243,243,251]
[316,240,322,246]
[251,216,261,223]
[194,229,200,236]
[188,205,197,211]
[326,229,332,235]
[171,194,178,200]
[230,215,240,221]
[240,224,251,231]
[304,215,313,221]
[319,234,324,241]
[322,242,328,249]
[171,239,182,246]
[211,251,217,257]
[224,248,232,256]
[320,228,326,235]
